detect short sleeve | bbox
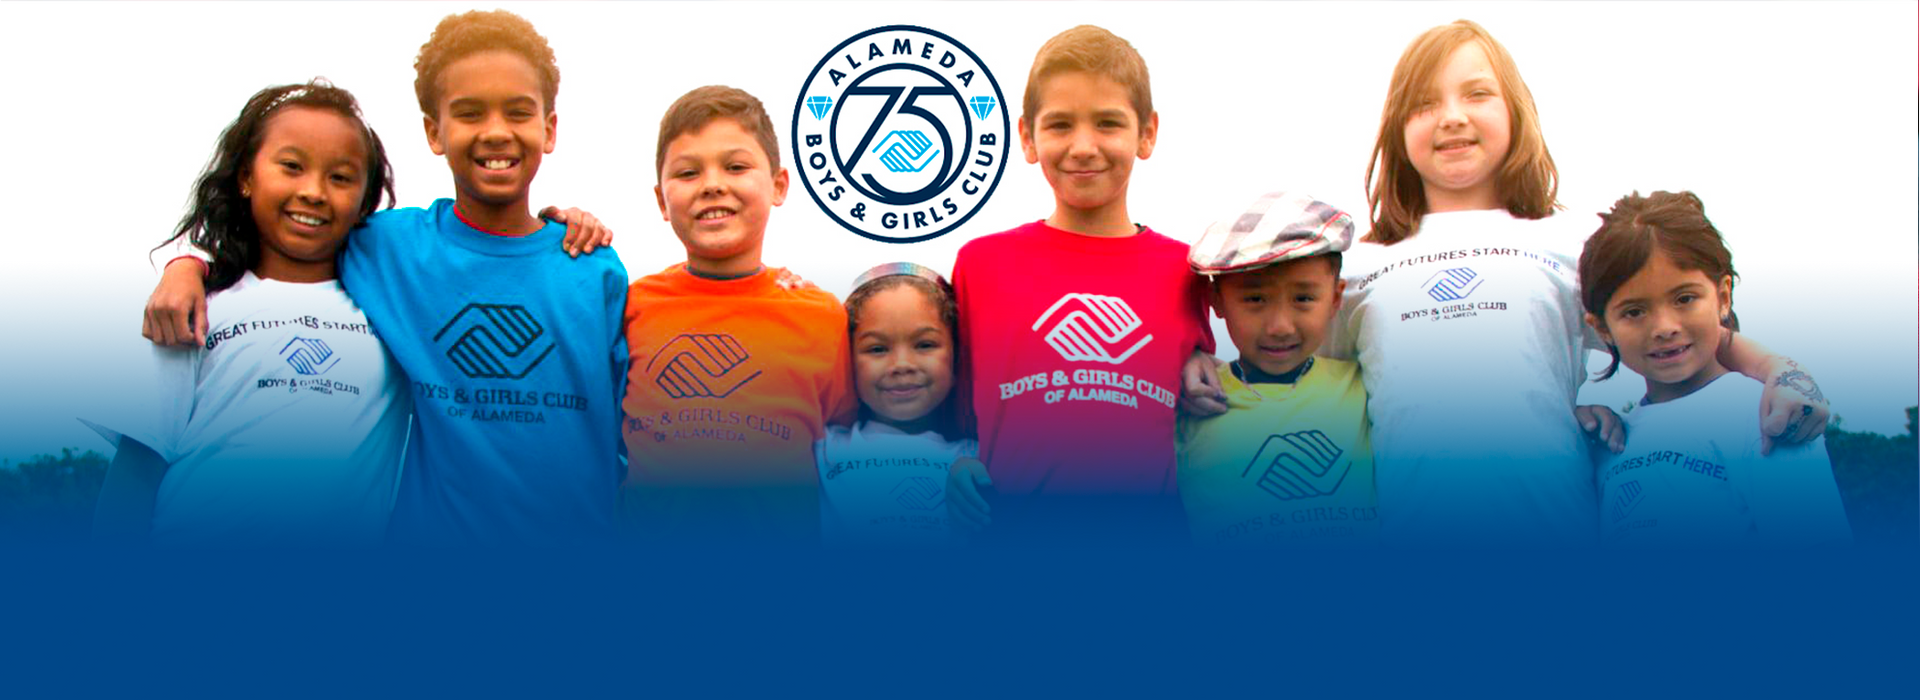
[1322,281,1361,362]
[1738,436,1853,545]
[81,344,199,463]
[821,304,858,428]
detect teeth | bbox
[483,159,513,170]
[699,209,733,220]
[289,213,325,226]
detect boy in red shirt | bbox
[620,86,856,544]
[945,26,1212,543]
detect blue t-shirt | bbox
[341,199,629,544]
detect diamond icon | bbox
[806,95,833,120]
[968,95,996,120]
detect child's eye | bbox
[728,162,751,172]
[862,345,887,355]
[915,340,942,351]
[330,172,357,185]
[1240,294,1265,304]
[1294,294,1317,304]
[1676,293,1698,305]
[279,160,302,173]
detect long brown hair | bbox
[1365,20,1558,245]
[1577,190,1739,380]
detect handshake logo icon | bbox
[1032,293,1153,365]
[434,303,554,380]
[278,337,341,376]
[648,333,763,400]
[1243,431,1351,501]
[890,476,945,511]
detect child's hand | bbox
[143,258,208,347]
[775,268,818,291]
[1179,350,1228,417]
[1575,405,1626,454]
[540,205,613,258]
[1760,360,1830,455]
[947,457,992,532]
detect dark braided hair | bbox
[157,79,395,291]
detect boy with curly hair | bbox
[142,10,629,545]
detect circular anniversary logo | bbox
[792,25,1010,244]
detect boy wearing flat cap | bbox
[1177,192,1377,547]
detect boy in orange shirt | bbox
[620,86,856,544]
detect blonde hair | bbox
[1364,20,1558,245]
[1021,25,1153,132]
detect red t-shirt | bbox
[953,221,1213,496]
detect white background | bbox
[1,1,1914,461]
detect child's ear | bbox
[1207,283,1225,319]
[1585,312,1613,346]
[1018,117,1039,164]
[1715,274,1733,322]
[654,183,669,222]
[1136,111,1159,160]
[1331,277,1346,309]
[542,111,558,154]
[423,116,445,156]
[771,167,790,206]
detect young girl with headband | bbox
[90,80,409,546]
[816,263,980,546]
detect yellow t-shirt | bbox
[620,264,857,540]
[1176,358,1377,547]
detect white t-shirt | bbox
[1328,209,1604,544]
[814,421,978,546]
[1597,374,1851,547]
[84,272,410,546]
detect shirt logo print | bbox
[1610,479,1645,524]
[890,476,944,511]
[1031,293,1153,364]
[279,337,340,376]
[434,303,555,380]
[1423,267,1484,302]
[1243,430,1351,501]
[648,333,763,399]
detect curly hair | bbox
[414,9,561,117]
[1577,190,1740,381]
[158,80,395,292]
[844,266,967,440]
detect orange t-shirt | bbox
[619,264,855,538]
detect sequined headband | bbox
[852,262,950,291]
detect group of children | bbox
[93,11,1849,548]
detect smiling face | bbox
[1019,70,1157,235]
[243,106,370,283]
[655,117,788,276]
[1402,41,1512,213]
[1212,257,1343,377]
[852,284,956,432]
[424,49,556,217]
[1589,250,1733,404]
